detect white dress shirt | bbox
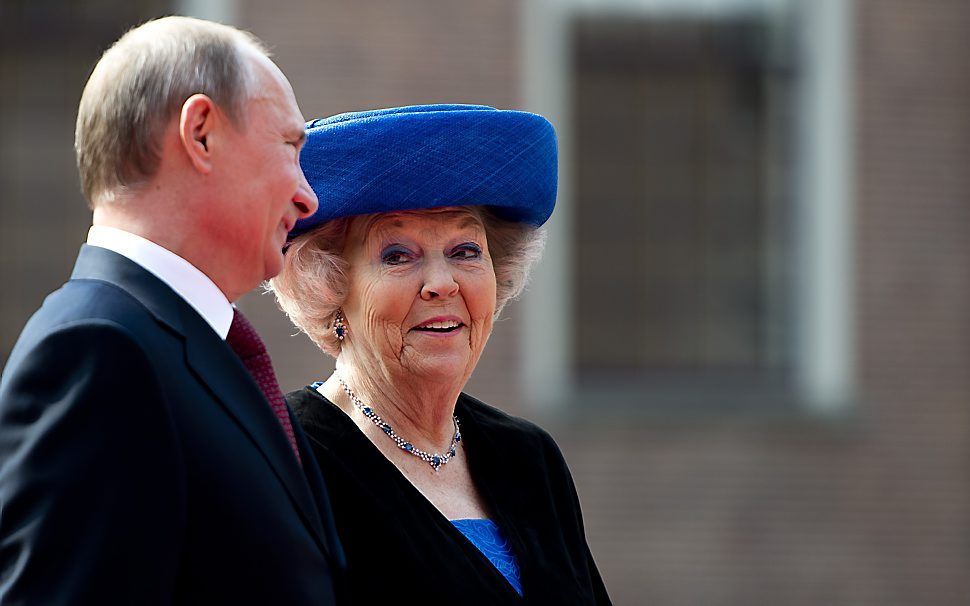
[86,225,234,339]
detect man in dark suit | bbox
[0,16,344,603]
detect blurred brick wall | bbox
[0,3,169,367]
[553,1,970,603]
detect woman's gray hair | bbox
[269,207,546,357]
[75,16,268,206]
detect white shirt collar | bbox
[86,225,234,339]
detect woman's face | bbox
[341,207,497,384]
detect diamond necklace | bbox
[336,373,461,471]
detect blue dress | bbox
[451,519,523,595]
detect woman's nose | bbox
[420,258,459,300]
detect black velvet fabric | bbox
[289,386,613,605]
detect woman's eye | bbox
[451,243,482,260]
[381,245,413,265]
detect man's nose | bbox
[420,258,460,300]
[293,169,318,218]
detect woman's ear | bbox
[179,93,217,174]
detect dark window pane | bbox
[572,16,795,390]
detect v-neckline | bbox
[304,387,527,601]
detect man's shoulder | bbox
[32,276,157,334]
[3,276,166,377]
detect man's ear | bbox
[179,94,218,174]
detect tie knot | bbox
[227,309,265,360]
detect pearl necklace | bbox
[336,373,461,471]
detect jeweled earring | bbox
[333,309,347,341]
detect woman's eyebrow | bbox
[362,211,482,244]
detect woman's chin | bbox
[401,349,475,383]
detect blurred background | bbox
[2,0,968,603]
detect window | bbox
[520,0,853,414]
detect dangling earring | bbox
[333,309,347,341]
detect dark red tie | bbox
[226,309,302,466]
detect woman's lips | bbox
[410,316,466,335]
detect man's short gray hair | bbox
[75,16,269,206]
[269,207,546,358]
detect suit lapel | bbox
[70,245,331,558]
[182,317,328,551]
[72,244,187,336]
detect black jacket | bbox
[289,386,612,605]
[0,245,345,604]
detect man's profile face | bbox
[210,50,317,294]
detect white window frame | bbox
[518,0,855,415]
[175,0,238,24]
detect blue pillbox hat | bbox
[290,104,558,238]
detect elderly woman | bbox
[271,105,611,604]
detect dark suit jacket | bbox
[0,245,345,604]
